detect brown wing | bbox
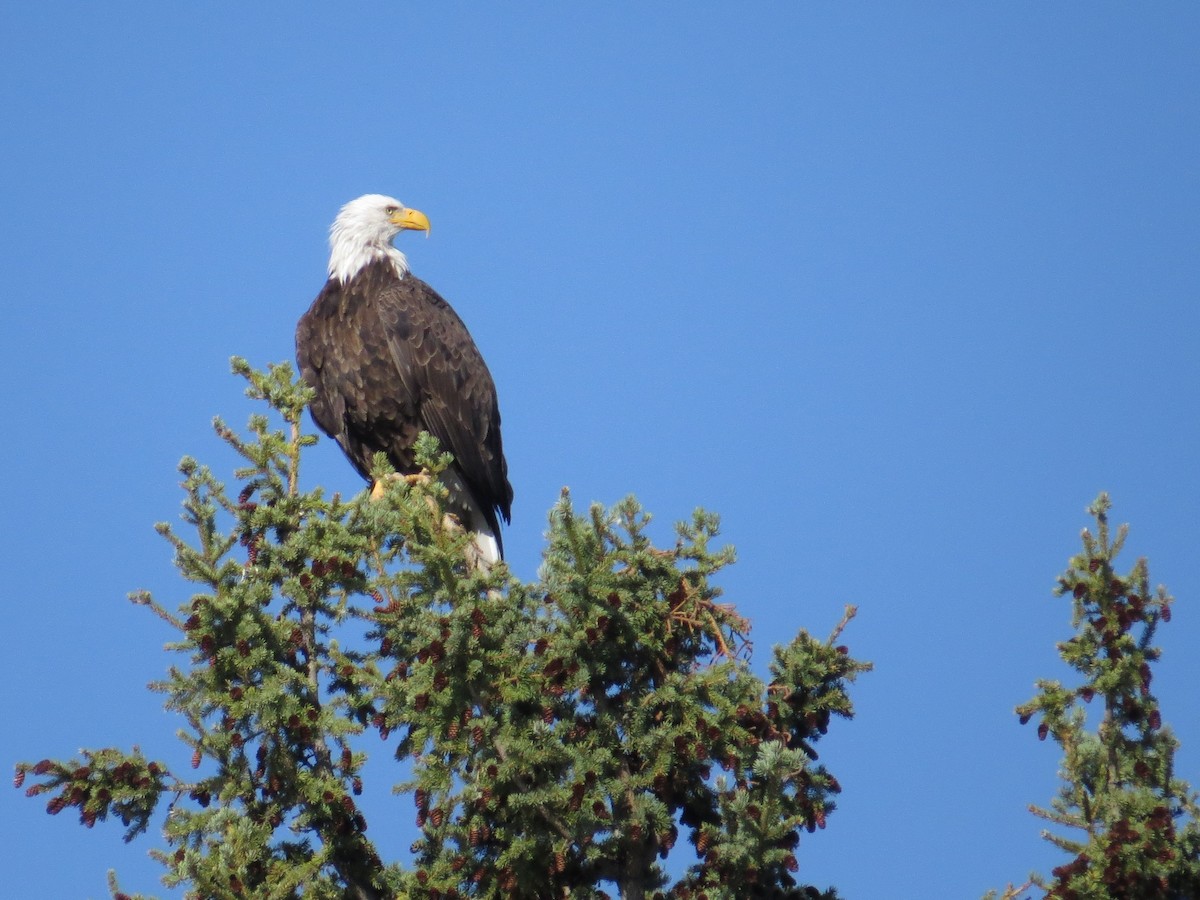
[296,260,512,533]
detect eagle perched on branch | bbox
[296,194,513,565]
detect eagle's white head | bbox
[327,193,431,284]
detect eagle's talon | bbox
[369,471,433,501]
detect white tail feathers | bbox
[468,530,501,572]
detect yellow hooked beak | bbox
[390,206,431,237]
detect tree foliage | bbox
[988,495,1200,900]
[16,360,869,900]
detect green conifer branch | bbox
[16,360,869,899]
[998,494,1200,899]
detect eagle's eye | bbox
[385,206,399,215]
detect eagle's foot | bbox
[369,471,432,501]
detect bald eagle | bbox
[296,194,513,565]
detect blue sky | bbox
[3,5,1198,897]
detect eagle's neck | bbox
[328,230,409,284]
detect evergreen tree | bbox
[988,495,1200,900]
[16,360,870,900]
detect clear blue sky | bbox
[3,5,1198,897]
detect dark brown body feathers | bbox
[296,260,512,554]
